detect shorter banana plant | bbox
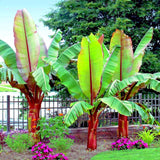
[50,31,160,150]
[109,27,155,137]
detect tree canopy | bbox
[42,0,160,52]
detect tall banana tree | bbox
[50,32,158,150]
[108,28,154,137]
[0,9,64,142]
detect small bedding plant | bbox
[111,138,148,150]
[31,142,68,160]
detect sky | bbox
[0,0,60,50]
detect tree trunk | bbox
[87,112,99,150]
[28,103,41,143]
[117,114,128,138]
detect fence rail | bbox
[0,93,160,131]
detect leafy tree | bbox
[140,51,160,73]
[42,0,160,54]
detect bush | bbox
[37,116,69,140]
[48,136,74,153]
[5,133,34,153]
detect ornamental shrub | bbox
[48,136,74,153]
[37,116,69,140]
[5,133,34,153]
[138,129,155,146]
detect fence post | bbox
[7,95,10,132]
[139,93,142,123]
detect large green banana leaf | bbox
[53,62,86,99]
[147,78,160,92]
[14,9,40,82]
[32,66,51,93]
[64,101,94,127]
[77,34,103,100]
[129,27,153,76]
[105,73,160,98]
[99,97,148,120]
[57,43,81,67]
[46,30,62,65]
[98,45,120,97]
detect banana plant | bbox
[0,9,65,142]
[108,28,154,138]
[50,31,159,150]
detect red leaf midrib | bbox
[88,42,93,105]
[22,10,32,72]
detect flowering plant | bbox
[132,139,148,149]
[111,138,132,150]
[111,138,148,150]
[48,153,68,160]
[32,142,69,160]
[32,142,53,160]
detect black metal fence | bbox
[0,93,160,131]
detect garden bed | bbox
[0,137,115,160]
[0,125,149,160]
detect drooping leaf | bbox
[147,78,160,92]
[32,67,51,93]
[107,73,153,97]
[104,79,120,97]
[64,101,94,126]
[0,40,25,84]
[53,62,85,99]
[110,29,133,80]
[99,97,132,116]
[57,43,81,67]
[100,96,149,120]
[98,45,120,97]
[14,8,40,82]
[77,34,103,100]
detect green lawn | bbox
[91,148,160,160]
[0,84,19,92]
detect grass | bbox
[91,147,160,160]
[0,84,19,92]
